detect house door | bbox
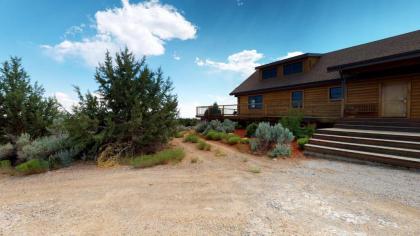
[382,81,408,117]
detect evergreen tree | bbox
[0,57,60,143]
[67,49,178,158]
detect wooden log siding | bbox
[237,84,342,118]
[346,74,420,118]
[411,77,420,118]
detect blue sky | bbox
[1,0,420,117]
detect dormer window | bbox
[262,67,277,79]
[283,61,303,75]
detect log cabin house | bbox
[196,30,420,168]
[196,30,420,123]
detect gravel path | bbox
[0,139,419,235]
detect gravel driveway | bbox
[1,139,419,235]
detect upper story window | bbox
[262,68,277,79]
[283,61,303,76]
[248,95,263,109]
[329,86,343,101]
[291,91,303,108]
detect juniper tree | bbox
[0,57,60,143]
[67,49,178,158]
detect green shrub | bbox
[227,136,241,145]
[197,140,211,151]
[48,148,78,169]
[297,137,309,150]
[251,122,294,155]
[177,118,198,127]
[132,148,185,168]
[205,130,224,141]
[0,160,11,169]
[0,143,14,160]
[280,110,303,135]
[240,138,250,144]
[0,160,13,175]
[18,133,69,161]
[175,131,185,138]
[184,134,199,143]
[195,121,208,133]
[203,120,225,134]
[15,159,49,175]
[268,144,291,158]
[246,123,258,137]
[222,119,237,133]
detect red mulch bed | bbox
[234,129,247,138]
[290,141,305,158]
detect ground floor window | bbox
[248,95,263,109]
[291,91,303,108]
[329,86,343,101]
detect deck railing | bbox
[196,103,343,119]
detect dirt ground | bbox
[1,139,419,236]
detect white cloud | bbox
[42,0,197,66]
[53,92,78,112]
[277,51,304,60]
[64,24,85,38]
[195,49,263,76]
[173,52,181,60]
[236,0,244,6]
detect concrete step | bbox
[341,118,420,123]
[305,144,420,169]
[334,124,420,133]
[336,121,420,128]
[317,128,420,142]
[309,138,420,158]
[312,133,420,150]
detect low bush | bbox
[15,159,49,175]
[245,123,258,137]
[205,130,224,141]
[297,137,309,150]
[191,157,199,163]
[240,138,250,144]
[197,140,211,151]
[49,148,78,169]
[18,133,69,161]
[248,165,261,174]
[175,131,186,138]
[184,134,199,143]
[132,148,185,168]
[227,136,241,145]
[268,144,291,158]
[222,119,237,133]
[195,121,208,133]
[0,160,11,169]
[0,143,14,160]
[177,118,198,127]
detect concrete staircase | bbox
[305,118,420,169]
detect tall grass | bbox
[132,148,185,169]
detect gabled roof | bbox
[255,53,322,69]
[230,30,420,96]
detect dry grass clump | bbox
[132,148,185,169]
[248,165,261,174]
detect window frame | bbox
[283,61,304,76]
[262,67,277,80]
[248,95,263,109]
[291,90,304,109]
[329,86,343,101]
